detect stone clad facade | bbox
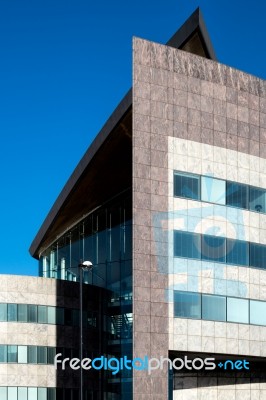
[132,36,266,399]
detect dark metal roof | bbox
[29,8,216,259]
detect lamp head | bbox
[79,260,93,271]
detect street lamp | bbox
[79,260,93,400]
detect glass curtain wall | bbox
[39,192,132,400]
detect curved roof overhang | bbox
[30,8,216,259]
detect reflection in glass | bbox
[174,172,200,200]
[174,231,201,259]
[201,176,226,205]
[202,294,226,321]
[227,297,249,323]
[227,239,249,266]
[250,300,266,326]
[7,346,17,363]
[38,306,47,324]
[174,291,201,319]
[201,235,226,262]
[250,243,266,269]
[249,187,266,213]
[47,307,56,324]
[226,182,248,209]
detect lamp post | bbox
[79,260,93,400]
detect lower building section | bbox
[170,351,266,400]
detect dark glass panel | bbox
[201,235,226,262]
[174,172,200,200]
[250,243,266,269]
[174,231,201,259]
[28,305,37,323]
[249,187,266,213]
[7,304,17,322]
[226,239,249,266]
[174,291,201,319]
[226,182,248,209]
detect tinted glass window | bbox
[202,294,226,321]
[47,347,56,364]
[201,235,226,262]
[47,307,56,324]
[18,346,27,364]
[250,243,266,269]
[0,345,7,362]
[7,346,17,363]
[0,387,7,400]
[226,182,248,209]
[174,231,201,259]
[28,388,37,400]
[56,308,64,325]
[18,304,27,322]
[38,306,47,324]
[0,304,7,322]
[18,387,27,400]
[226,239,249,266]
[28,305,37,323]
[28,346,37,364]
[8,387,17,400]
[250,300,266,326]
[38,388,47,400]
[174,172,200,200]
[227,297,249,323]
[7,304,17,321]
[201,177,226,205]
[174,291,201,319]
[37,347,47,364]
[249,187,266,213]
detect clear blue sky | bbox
[0,0,265,276]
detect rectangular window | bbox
[250,300,266,326]
[202,294,226,321]
[38,388,47,400]
[0,304,7,321]
[18,304,28,322]
[226,239,249,266]
[201,176,226,205]
[226,182,248,209]
[0,345,7,362]
[28,388,37,400]
[47,347,56,365]
[38,306,47,324]
[8,387,17,400]
[56,308,64,325]
[227,297,249,324]
[47,307,56,324]
[0,387,7,400]
[18,346,27,364]
[28,346,37,364]
[47,388,56,400]
[174,231,201,259]
[37,347,47,364]
[174,291,201,319]
[201,235,226,262]
[7,346,18,363]
[7,304,17,322]
[249,187,266,213]
[18,387,27,400]
[250,243,266,269]
[174,172,200,200]
[28,305,37,323]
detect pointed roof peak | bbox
[166,7,216,61]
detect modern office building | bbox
[1,7,266,400]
